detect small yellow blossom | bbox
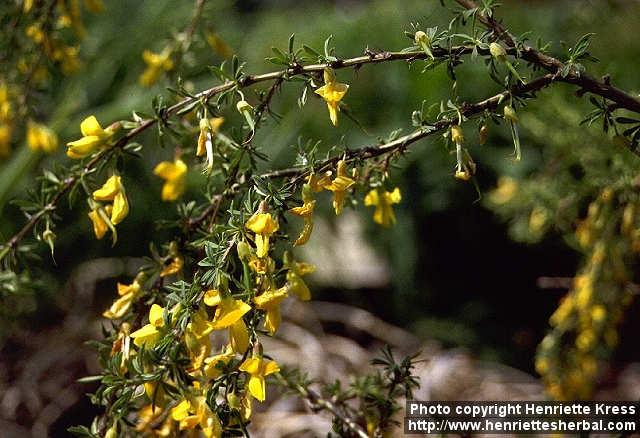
[289,184,315,245]
[103,279,142,319]
[206,295,251,353]
[93,175,129,225]
[246,211,279,258]
[26,120,58,153]
[210,297,251,329]
[140,48,174,87]
[53,45,83,75]
[130,304,165,348]
[197,117,224,170]
[451,125,475,181]
[324,160,355,215]
[489,176,518,204]
[286,260,315,301]
[23,0,34,13]
[239,355,280,402]
[315,68,349,126]
[308,171,332,192]
[154,158,187,201]
[364,187,401,227]
[248,255,274,275]
[171,396,222,438]
[25,23,44,43]
[253,286,288,335]
[88,205,111,240]
[185,309,213,372]
[160,255,183,277]
[529,207,548,234]
[67,115,115,159]
[205,31,233,58]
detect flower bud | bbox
[236,100,252,114]
[489,42,506,59]
[451,125,464,144]
[503,105,518,123]
[479,124,488,145]
[227,392,241,410]
[455,170,471,181]
[105,423,118,438]
[237,240,251,260]
[414,30,428,45]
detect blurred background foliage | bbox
[2,0,640,433]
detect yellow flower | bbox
[103,280,142,319]
[308,171,332,192]
[171,396,222,438]
[489,176,518,204]
[197,117,224,171]
[315,68,349,126]
[289,184,315,245]
[185,309,213,372]
[130,304,165,348]
[93,175,129,225]
[55,45,83,75]
[253,286,288,335]
[246,211,279,258]
[210,297,251,329]
[26,120,58,153]
[87,205,112,240]
[324,160,355,215]
[160,255,183,277]
[67,115,114,159]
[139,48,174,87]
[154,158,187,201]
[239,355,280,402]
[203,345,235,379]
[248,255,274,275]
[206,294,251,353]
[364,187,402,227]
[286,258,315,301]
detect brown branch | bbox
[453,0,640,114]
[187,74,558,229]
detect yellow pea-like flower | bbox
[239,355,280,402]
[289,184,315,246]
[153,158,187,201]
[324,160,355,215]
[139,48,174,87]
[87,205,112,240]
[93,175,129,225]
[130,304,165,348]
[26,120,58,153]
[246,212,279,258]
[315,68,349,126]
[364,187,402,227]
[286,261,315,301]
[103,279,142,319]
[67,115,114,159]
[197,117,224,171]
[253,286,288,335]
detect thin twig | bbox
[453,0,640,113]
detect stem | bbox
[453,0,640,113]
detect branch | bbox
[187,74,559,229]
[453,0,640,114]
